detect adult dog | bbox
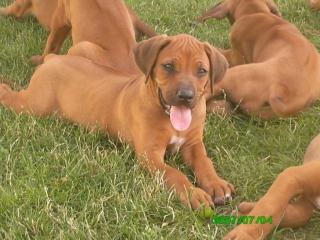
[0,34,234,209]
[198,0,320,119]
[224,133,320,239]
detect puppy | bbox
[0,34,234,209]
[199,0,320,119]
[29,0,146,74]
[0,0,156,72]
[0,0,156,37]
[224,133,320,239]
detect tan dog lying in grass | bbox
[0,0,156,69]
[0,34,234,209]
[224,133,320,239]
[198,0,320,119]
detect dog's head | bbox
[198,0,281,24]
[134,34,228,131]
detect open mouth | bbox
[169,105,192,132]
[159,88,193,132]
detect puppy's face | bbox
[153,36,211,109]
[198,0,280,24]
[134,34,228,131]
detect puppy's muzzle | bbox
[176,87,195,105]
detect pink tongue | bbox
[170,106,192,131]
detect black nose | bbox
[177,88,195,103]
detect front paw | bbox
[224,226,256,240]
[179,187,214,209]
[200,177,235,205]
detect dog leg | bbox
[134,142,213,209]
[0,69,57,116]
[182,141,235,205]
[31,1,70,65]
[0,0,31,18]
[238,197,314,228]
[224,163,319,240]
[279,198,315,228]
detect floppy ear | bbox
[133,35,171,82]
[197,1,229,22]
[204,43,229,93]
[266,0,281,16]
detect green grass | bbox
[0,0,320,239]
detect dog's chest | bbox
[168,136,186,153]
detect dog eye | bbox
[162,63,175,73]
[197,68,208,76]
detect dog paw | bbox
[0,84,11,101]
[179,187,214,209]
[200,177,235,205]
[238,202,257,215]
[31,55,44,65]
[224,227,256,240]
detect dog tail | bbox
[0,76,22,89]
[127,6,157,38]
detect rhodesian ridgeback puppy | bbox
[0,34,234,209]
[198,0,320,119]
[30,0,144,74]
[0,0,156,37]
[0,0,156,70]
[224,133,320,239]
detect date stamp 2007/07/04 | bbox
[212,215,273,225]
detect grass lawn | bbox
[0,0,320,239]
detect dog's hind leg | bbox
[0,0,32,18]
[0,70,57,116]
[31,1,71,65]
[238,197,314,228]
[279,198,315,228]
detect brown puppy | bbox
[0,34,234,209]
[309,0,320,9]
[0,0,156,70]
[224,133,320,239]
[198,0,320,119]
[31,0,141,74]
[0,0,156,37]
